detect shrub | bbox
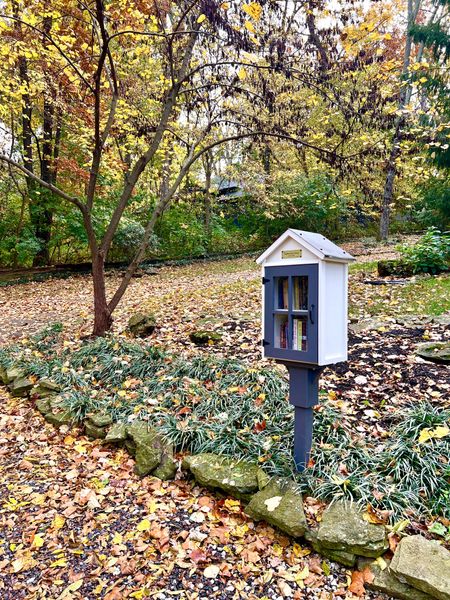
[399,228,450,274]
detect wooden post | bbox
[286,365,323,470]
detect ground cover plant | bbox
[1,324,448,524]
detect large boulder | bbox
[358,557,434,600]
[390,535,450,600]
[316,501,388,558]
[189,330,222,345]
[183,453,267,499]
[416,342,450,366]
[126,421,169,477]
[127,312,156,338]
[245,478,307,538]
[9,377,34,397]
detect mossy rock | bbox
[32,379,61,397]
[88,413,113,428]
[0,365,8,385]
[105,422,128,443]
[316,501,388,558]
[377,260,415,277]
[189,330,223,345]
[45,409,75,427]
[9,377,34,397]
[36,397,52,415]
[245,478,308,538]
[126,421,166,477]
[84,421,107,439]
[183,453,266,499]
[153,452,177,481]
[416,342,450,365]
[6,367,25,384]
[127,312,156,338]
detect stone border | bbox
[1,367,449,600]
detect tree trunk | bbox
[203,151,213,249]
[379,0,419,240]
[92,253,112,336]
[32,16,55,266]
[380,119,403,240]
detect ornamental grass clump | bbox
[1,326,449,520]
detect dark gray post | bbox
[286,365,323,470]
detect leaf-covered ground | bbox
[0,241,449,599]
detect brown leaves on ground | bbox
[0,390,356,599]
[348,567,375,596]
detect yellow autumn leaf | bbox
[57,579,84,598]
[295,565,310,582]
[237,67,247,81]
[220,2,230,9]
[197,14,206,23]
[136,518,151,531]
[433,426,450,439]
[112,532,123,544]
[418,426,449,444]
[32,534,45,549]
[52,514,66,530]
[50,557,68,568]
[244,20,255,33]
[243,2,262,20]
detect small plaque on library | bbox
[282,249,302,259]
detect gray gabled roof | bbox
[256,229,355,264]
[290,229,355,261]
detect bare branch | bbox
[0,154,85,211]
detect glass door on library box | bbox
[263,265,318,363]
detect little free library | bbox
[257,229,355,468]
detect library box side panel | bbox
[319,261,348,365]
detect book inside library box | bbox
[273,276,309,351]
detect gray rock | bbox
[349,318,387,334]
[105,422,128,443]
[431,313,450,327]
[9,377,34,397]
[189,330,222,345]
[358,557,434,600]
[88,413,113,428]
[245,478,307,537]
[416,342,450,365]
[305,530,356,567]
[390,535,450,600]
[127,312,156,338]
[317,501,388,558]
[32,379,61,397]
[182,453,265,499]
[126,421,164,477]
